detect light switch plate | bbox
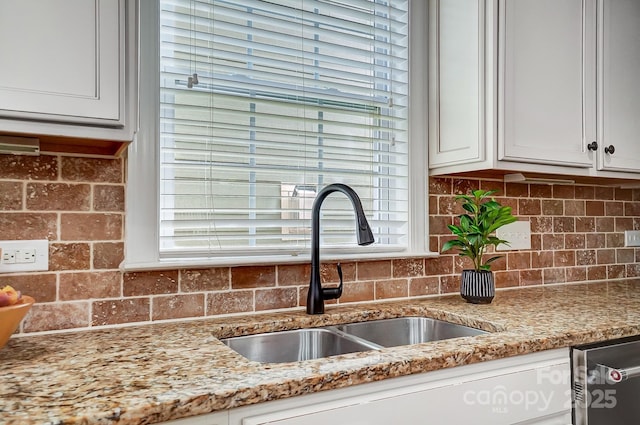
[0,240,49,272]
[496,221,531,251]
[625,230,640,247]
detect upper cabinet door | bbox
[0,0,122,125]
[599,0,640,172]
[498,0,595,167]
[428,0,485,168]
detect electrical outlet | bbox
[496,221,531,251]
[625,230,640,247]
[16,248,36,264]
[2,250,16,264]
[0,240,48,272]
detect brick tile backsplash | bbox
[0,273,57,302]
[356,260,391,280]
[0,181,22,210]
[92,298,150,326]
[123,271,179,296]
[93,185,125,211]
[181,268,230,292]
[152,294,205,321]
[59,271,121,301]
[375,279,409,299]
[277,263,310,286]
[49,243,91,271]
[392,258,425,277]
[255,287,297,311]
[206,291,254,316]
[26,183,91,211]
[23,302,90,332]
[61,157,123,183]
[409,277,439,297]
[0,212,57,240]
[61,213,123,240]
[231,265,276,289]
[93,242,124,269]
[341,281,375,303]
[0,154,58,180]
[3,153,640,334]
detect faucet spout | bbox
[307,183,374,314]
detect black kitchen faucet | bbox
[306,183,374,314]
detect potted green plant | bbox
[442,189,517,304]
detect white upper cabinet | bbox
[429,0,640,179]
[599,0,640,172]
[427,0,484,167]
[0,0,137,148]
[499,0,595,168]
[0,0,120,122]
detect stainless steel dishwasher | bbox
[572,335,640,424]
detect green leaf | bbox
[484,256,503,265]
[483,200,500,210]
[447,224,464,237]
[467,234,480,246]
[442,239,465,252]
[487,215,518,233]
[469,224,482,234]
[462,202,478,214]
[460,215,472,231]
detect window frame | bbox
[123,0,433,271]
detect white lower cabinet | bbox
[224,349,570,425]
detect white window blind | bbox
[159,0,410,259]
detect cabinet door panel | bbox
[428,0,484,167]
[0,0,121,123]
[499,0,594,167]
[242,363,570,425]
[599,0,640,172]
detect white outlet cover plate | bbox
[625,230,640,247]
[0,239,49,272]
[496,221,531,251]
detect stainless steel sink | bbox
[220,328,379,363]
[221,317,487,363]
[334,317,486,347]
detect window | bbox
[125,0,428,269]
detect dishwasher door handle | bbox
[594,363,640,384]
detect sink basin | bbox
[221,317,487,363]
[220,328,378,363]
[335,317,486,347]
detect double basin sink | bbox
[221,317,487,363]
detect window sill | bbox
[120,250,440,272]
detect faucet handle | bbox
[322,263,344,300]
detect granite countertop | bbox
[2,279,640,425]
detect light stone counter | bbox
[2,279,640,424]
